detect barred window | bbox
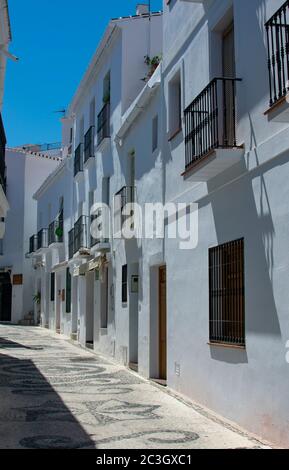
[209,239,245,347]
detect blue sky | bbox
[3,0,162,147]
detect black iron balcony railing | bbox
[29,235,38,254]
[68,228,74,259]
[97,102,110,145]
[114,186,136,233]
[184,77,241,170]
[0,113,7,194]
[266,1,289,107]
[74,143,84,177]
[74,216,89,254]
[90,210,109,248]
[48,219,64,246]
[37,229,48,250]
[84,126,95,163]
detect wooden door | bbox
[159,266,167,380]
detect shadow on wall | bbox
[0,338,96,449]
[203,148,282,344]
[209,345,248,365]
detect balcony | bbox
[90,210,110,253]
[74,143,84,177]
[114,186,136,237]
[183,77,243,181]
[68,228,74,260]
[37,229,49,252]
[29,235,38,254]
[73,216,90,257]
[84,126,95,164]
[48,219,64,247]
[97,102,110,147]
[265,1,289,121]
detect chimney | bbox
[136,4,149,15]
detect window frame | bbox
[209,238,245,348]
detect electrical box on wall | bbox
[131,275,139,293]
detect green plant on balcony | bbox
[144,55,161,79]
[55,226,63,239]
[33,292,41,305]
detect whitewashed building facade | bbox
[0,0,11,238]
[30,0,289,446]
[0,148,60,323]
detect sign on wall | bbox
[13,274,23,285]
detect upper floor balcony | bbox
[114,186,136,237]
[90,209,110,253]
[265,1,289,121]
[48,218,64,247]
[84,126,95,164]
[71,216,90,259]
[97,102,110,147]
[183,77,244,181]
[37,228,49,252]
[74,143,84,178]
[68,228,75,260]
[29,235,38,255]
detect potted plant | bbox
[144,55,161,79]
[55,226,63,239]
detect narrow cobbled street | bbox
[0,325,268,449]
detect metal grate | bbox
[84,126,95,163]
[68,228,74,259]
[97,102,110,146]
[266,1,289,107]
[48,217,63,246]
[74,216,89,253]
[209,238,245,347]
[37,229,48,250]
[74,143,83,176]
[29,235,37,253]
[184,77,241,170]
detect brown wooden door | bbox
[159,266,167,380]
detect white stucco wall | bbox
[160,0,289,447]
[0,150,58,323]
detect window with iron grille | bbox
[265,1,289,107]
[209,238,245,347]
[122,265,128,304]
[50,273,55,302]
